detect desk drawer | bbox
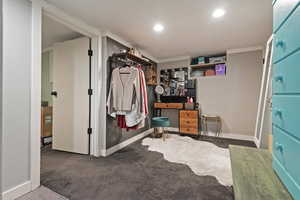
[273,0,300,32]
[273,5,300,63]
[272,95,300,139]
[180,110,198,118]
[180,119,198,128]
[180,127,198,135]
[154,103,183,109]
[273,49,300,94]
[273,126,300,192]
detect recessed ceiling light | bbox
[153,23,164,32]
[212,8,226,18]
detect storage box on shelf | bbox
[189,54,226,78]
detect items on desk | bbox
[160,67,196,102]
[184,102,195,110]
[154,85,164,103]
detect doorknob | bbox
[51,91,58,97]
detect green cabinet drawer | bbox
[273,0,300,33]
[273,4,300,63]
[272,95,300,140]
[273,49,300,94]
[272,126,300,199]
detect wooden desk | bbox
[153,103,200,135]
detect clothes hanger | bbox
[119,63,131,74]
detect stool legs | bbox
[162,128,169,141]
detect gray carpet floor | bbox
[41,135,255,200]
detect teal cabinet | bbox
[272,96,300,140]
[273,127,300,199]
[273,4,300,63]
[273,49,300,94]
[273,1,300,199]
[273,0,300,33]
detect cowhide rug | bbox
[142,134,232,186]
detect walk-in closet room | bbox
[1,0,300,200]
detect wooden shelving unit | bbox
[189,55,227,78]
[190,62,226,68]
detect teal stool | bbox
[151,117,170,140]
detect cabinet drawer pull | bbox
[275,40,285,48]
[274,108,282,117]
[274,75,284,82]
[275,142,284,152]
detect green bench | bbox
[229,145,293,200]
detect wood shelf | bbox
[190,62,226,68]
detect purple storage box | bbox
[215,64,226,75]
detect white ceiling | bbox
[42,15,83,49]
[46,0,272,60]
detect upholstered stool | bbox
[151,117,170,141]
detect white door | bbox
[52,37,90,154]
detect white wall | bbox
[2,0,32,195]
[158,50,263,137]
[0,0,3,196]
[197,50,263,136]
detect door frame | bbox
[30,0,102,191]
[254,34,274,148]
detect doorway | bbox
[41,14,93,154]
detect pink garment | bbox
[137,65,148,115]
[117,115,138,131]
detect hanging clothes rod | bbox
[110,52,152,66]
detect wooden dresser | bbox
[179,110,199,135]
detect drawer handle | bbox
[274,108,282,117]
[275,142,284,152]
[275,40,285,48]
[274,75,283,82]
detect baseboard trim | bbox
[166,127,255,142]
[254,137,260,148]
[101,128,255,157]
[207,132,255,142]
[165,127,179,132]
[2,181,31,200]
[104,128,154,157]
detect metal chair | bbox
[201,115,222,136]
